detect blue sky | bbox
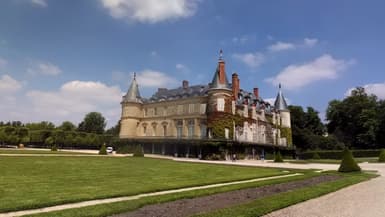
[1,0,385,127]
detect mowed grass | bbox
[0,148,94,155]
[0,156,285,212]
[288,157,379,164]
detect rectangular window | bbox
[188,119,194,138]
[217,98,225,111]
[200,104,206,114]
[188,104,194,114]
[176,120,183,138]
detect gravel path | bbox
[263,163,385,217]
[113,175,339,217]
[174,158,385,217]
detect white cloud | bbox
[31,0,47,7]
[100,0,200,23]
[345,82,385,99]
[25,80,122,125]
[268,41,296,52]
[27,62,62,76]
[0,74,22,93]
[176,63,186,70]
[232,52,265,69]
[0,57,7,69]
[136,70,178,87]
[264,97,291,106]
[304,38,318,47]
[265,54,351,90]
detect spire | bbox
[274,83,288,111]
[209,50,230,89]
[123,73,142,103]
[219,49,223,60]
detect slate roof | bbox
[147,84,210,102]
[274,84,288,111]
[209,61,231,90]
[122,75,142,103]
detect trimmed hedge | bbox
[312,152,321,159]
[274,151,284,162]
[299,149,383,160]
[379,149,385,162]
[338,149,361,172]
[99,143,107,155]
[133,146,144,157]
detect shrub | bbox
[51,144,58,151]
[133,145,144,157]
[338,149,361,172]
[274,151,284,163]
[299,149,382,160]
[99,143,107,155]
[312,152,321,159]
[378,149,385,162]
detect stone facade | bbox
[119,52,292,147]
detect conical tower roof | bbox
[209,50,231,90]
[274,84,288,111]
[123,73,142,103]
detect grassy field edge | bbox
[24,171,326,217]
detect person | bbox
[232,153,236,162]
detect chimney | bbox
[232,73,240,100]
[253,87,259,98]
[182,80,189,89]
[218,60,226,84]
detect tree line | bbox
[0,112,120,148]
[290,87,385,151]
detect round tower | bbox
[119,73,143,138]
[207,50,233,113]
[274,84,291,128]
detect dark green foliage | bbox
[288,105,330,150]
[78,112,106,134]
[58,121,76,131]
[312,152,321,159]
[274,151,283,162]
[338,149,361,172]
[300,149,382,160]
[378,149,385,162]
[133,145,144,157]
[327,87,379,149]
[99,143,107,155]
[51,144,58,151]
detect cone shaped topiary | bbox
[274,151,284,162]
[133,145,144,157]
[338,149,361,172]
[99,143,107,155]
[378,149,385,163]
[51,144,58,151]
[312,152,321,160]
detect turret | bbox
[207,50,232,113]
[274,83,291,128]
[119,73,143,138]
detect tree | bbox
[105,121,121,136]
[78,112,106,134]
[288,105,331,150]
[58,121,76,131]
[326,87,379,149]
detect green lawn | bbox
[288,157,379,164]
[0,148,94,155]
[195,172,375,217]
[25,171,375,217]
[0,156,285,212]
